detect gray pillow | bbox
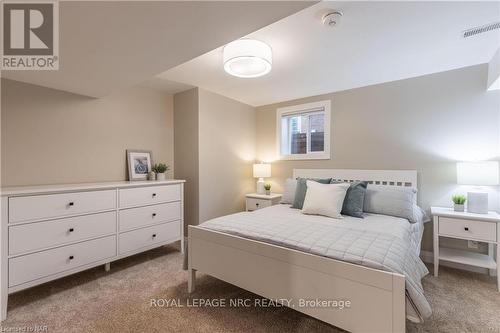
[280,178,297,204]
[292,177,332,209]
[363,185,420,223]
[332,180,367,218]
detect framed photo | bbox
[127,149,153,181]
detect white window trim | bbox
[276,100,331,160]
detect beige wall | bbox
[173,88,256,228]
[256,64,500,251]
[198,88,255,222]
[1,79,174,186]
[174,88,199,230]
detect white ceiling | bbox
[1,1,314,97]
[154,1,500,106]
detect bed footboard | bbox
[188,225,406,333]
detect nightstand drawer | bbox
[439,217,497,242]
[246,198,271,211]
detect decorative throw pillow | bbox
[301,181,350,219]
[292,177,332,209]
[331,180,368,218]
[280,178,297,204]
[363,185,420,223]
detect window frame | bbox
[276,100,331,160]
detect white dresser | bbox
[0,180,185,320]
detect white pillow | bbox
[301,181,350,219]
[280,178,297,204]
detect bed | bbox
[187,169,430,333]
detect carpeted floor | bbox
[1,246,499,333]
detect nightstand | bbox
[431,206,500,291]
[246,193,282,211]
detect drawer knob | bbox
[152,234,157,238]
[152,193,157,197]
[464,227,469,231]
[68,202,74,206]
[69,255,74,260]
[68,228,74,233]
[256,203,259,206]
[152,213,157,217]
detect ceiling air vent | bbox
[463,21,500,38]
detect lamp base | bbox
[467,192,488,214]
[256,178,265,194]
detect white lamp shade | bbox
[457,161,499,185]
[223,39,272,78]
[253,163,271,178]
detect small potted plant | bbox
[452,194,466,212]
[264,183,271,195]
[152,163,169,181]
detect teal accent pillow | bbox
[292,177,332,209]
[332,180,368,218]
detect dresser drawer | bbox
[9,190,116,223]
[119,185,181,208]
[9,212,116,255]
[119,202,180,232]
[119,221,180,254]
[9,235,116,287]
[246,198,271,211]
[439,217,497,242]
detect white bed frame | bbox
[188,169,418,333]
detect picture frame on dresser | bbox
[127,149,153,181]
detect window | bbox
[276,100,331,160]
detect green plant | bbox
[264,183,271,191]
[152,163,169,174]
[452,194,466,205]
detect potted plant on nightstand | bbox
[264,183,271,195]
[452,194,466,212]
[152,163,169,181]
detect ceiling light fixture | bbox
[223,39,272,78]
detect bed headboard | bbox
[292,169,418,188]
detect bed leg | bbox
[104,263,110,272]
[392,274,406,333]
[188,269,196,293]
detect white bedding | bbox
[251,204,424,255]
[200,204,430,322]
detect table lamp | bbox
[457,161,499,214]
[253,163,271,194]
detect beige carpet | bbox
[1,246,499,333]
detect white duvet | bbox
[250,205,424,254]
[200,204,431,322]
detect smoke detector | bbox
[322,11,343,27]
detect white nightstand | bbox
[431,206,500,291]
[246,193,282,211]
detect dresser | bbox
[0,180,185,320]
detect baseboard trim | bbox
[420,250,491,275]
